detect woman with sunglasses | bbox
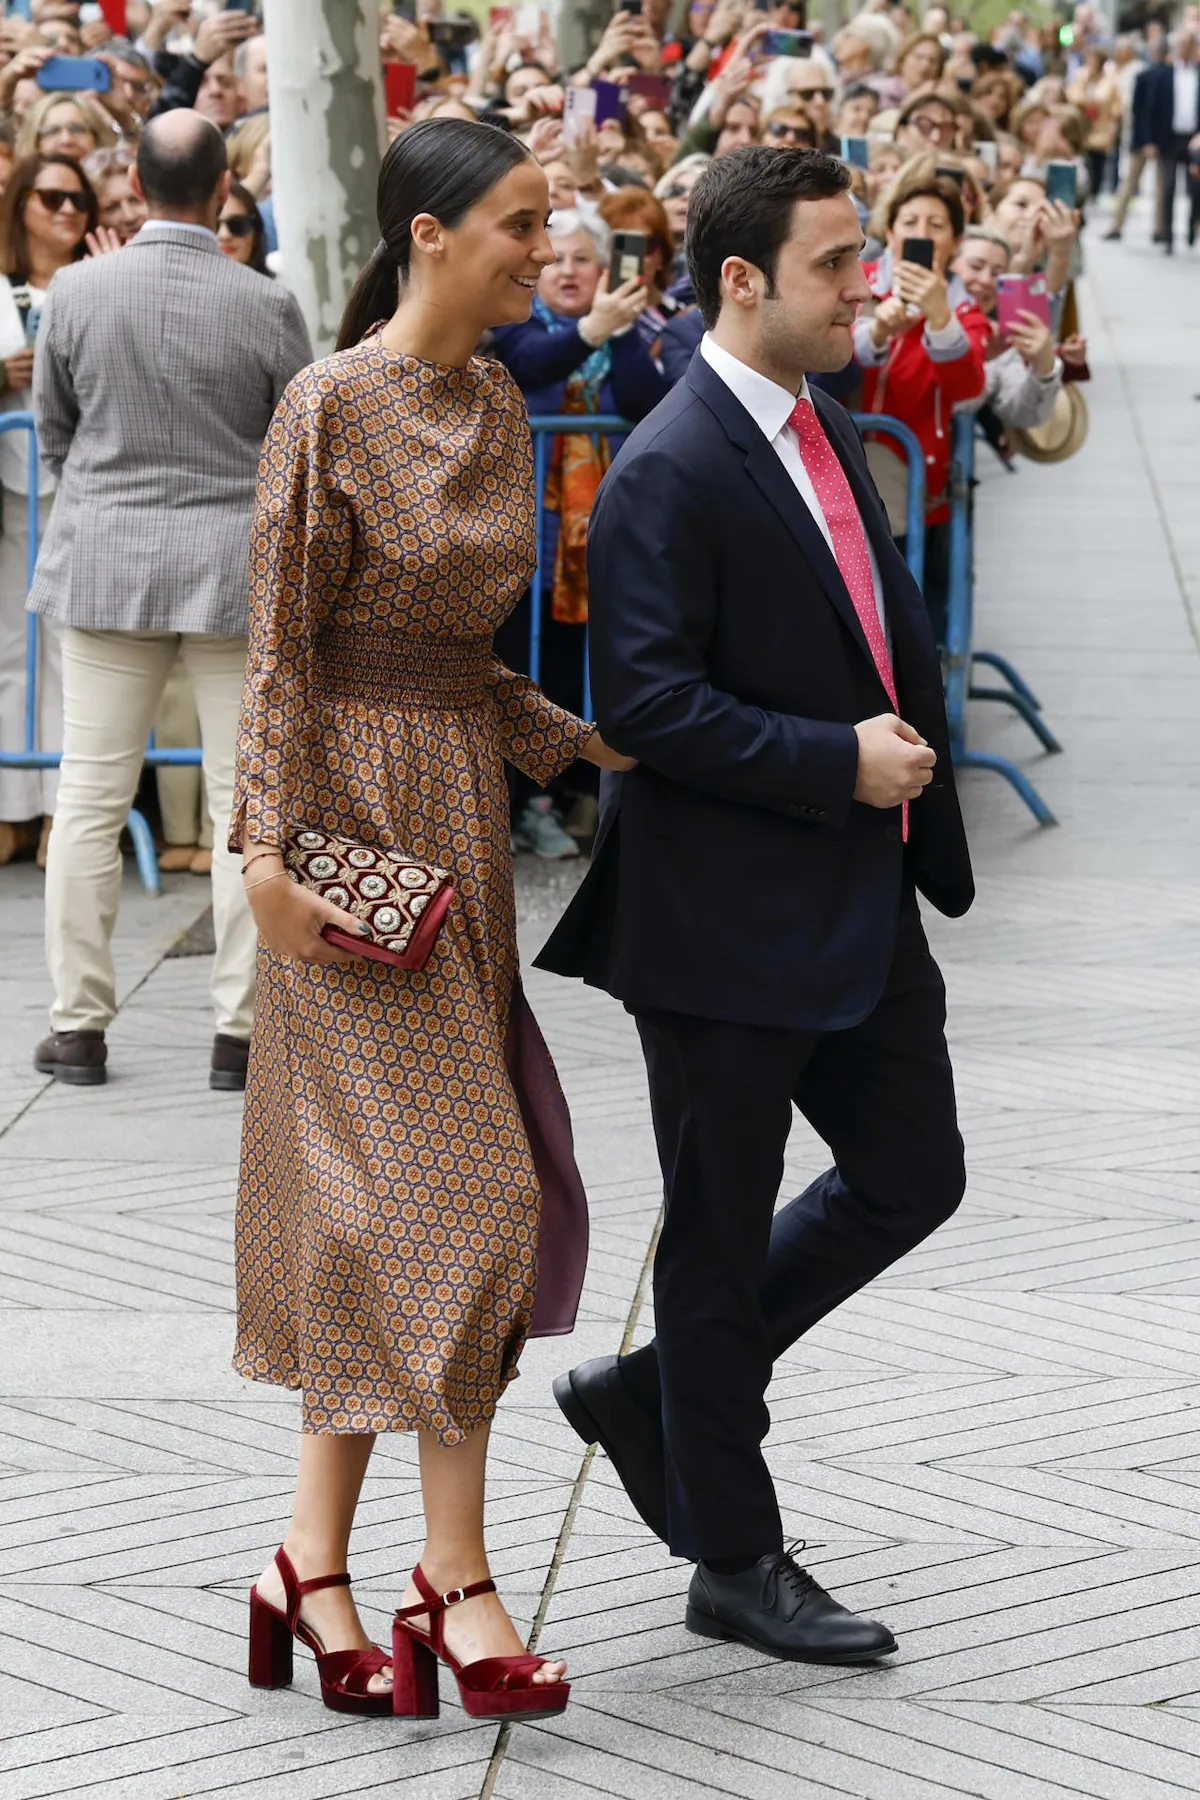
[0,154,97,868]
[759,106,818,152]
[217,180,271,277]
[653,153,708,283]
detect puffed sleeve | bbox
[229,370,353,851]
[485,656,594,788]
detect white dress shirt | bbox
[1173,62,1199,136]
[699,333,888,643]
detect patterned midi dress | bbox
[229,339,593,1442]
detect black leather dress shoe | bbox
[553,1355,669,1541]
[210,1033,249,1092]
[687,1547,897,1664]
[33,1030,107,1086]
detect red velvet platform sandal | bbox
[248,1546,393,1716]
[392,1565,570,1720]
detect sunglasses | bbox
[909,114,955,138]
[792,86,833,101]
[30,187,90,215]
[766,122,816,144]
[218,214,256,238]
[660,184,689,200]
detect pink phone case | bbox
[996,274,1050,334]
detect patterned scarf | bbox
[533,296,613,625]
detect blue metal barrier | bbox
[0,413,198,895]
[943,413,1057,825]
[848,413,926,592]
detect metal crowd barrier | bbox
[943,412,1058,826]
[0,412,193,896]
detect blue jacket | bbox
[490,314,668,425]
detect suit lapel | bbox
[739,434,875,665]
[686,356,876,668]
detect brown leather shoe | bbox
[34,1030,107,1086]
[210,1032,249,1092]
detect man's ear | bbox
[720,254,762,310]
[129,164,145,203]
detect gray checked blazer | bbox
[27,223,313,635]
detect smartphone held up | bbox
[609,230,648,292]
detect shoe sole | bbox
[685,1604,898,1664]
[553,1371,669,1542]
[209,1070,247,1092]
[34,1060,106,1086]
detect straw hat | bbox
[1009,384,1089,463]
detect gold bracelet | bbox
[244,869,287,893]
[242,849,282,874]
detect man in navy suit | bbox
[537,146,973,1665]
[1143,28,1200,251]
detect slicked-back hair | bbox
[686,145,851,328]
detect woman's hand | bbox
[1008,308,1056,376]
[85,227,125,258]
[527,116,564,162]
[892,261,952,330]
[380,11,434,68]
[562,119,602,191]
[582,731,637,772]
[579,273,648,347]
[869,293,910,348]
[245,865,372,967]
[4,346,35,392]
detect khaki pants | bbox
[155,653,211,849]
[1110,146,1166,232]
[46,628,255,1038]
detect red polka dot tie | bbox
[789,394,907,841]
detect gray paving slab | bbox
[2,197,1200,1799]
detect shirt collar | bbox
[137,219,219,244]
[700,333,810,443]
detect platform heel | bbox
[248,1586,295,1688]
[391,1616,441,1717]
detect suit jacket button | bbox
[884,825,901,842]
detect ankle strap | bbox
[395,1563,496,1623]
[274,1547,352,1629]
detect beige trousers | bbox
[155,653,211,849]
[1110,146,1166,232]
[46,628,255,1038]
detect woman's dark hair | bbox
[337,118,531,350]
[885,173,966,240]
[686,145,850,329]
[0,154,98,278]
[224,179,271,276]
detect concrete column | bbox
[261,0,386,356]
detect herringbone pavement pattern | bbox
[1,215,1198,1797]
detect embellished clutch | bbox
[282,829,455,970]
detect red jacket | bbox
[856,261,989,524]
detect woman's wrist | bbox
[577,312,609,348]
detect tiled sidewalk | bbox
[1,204,1199,1798]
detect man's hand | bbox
[0,43,52,108]
[192,8,259,67]
[381,12,434,68]
[853,714,936,808]
[4,346,35,392]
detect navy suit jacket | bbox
[535,352,974,1032]
[1142,61,1192,152]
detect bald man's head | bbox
[136,110,228,214]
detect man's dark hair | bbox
[137,113,228,210]
[686,146,850,329]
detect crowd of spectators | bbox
[0,0,1194,868]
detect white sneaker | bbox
[518,797,580,860]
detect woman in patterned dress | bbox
[230,120,634,1713]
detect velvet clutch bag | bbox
[282,829,455,970]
